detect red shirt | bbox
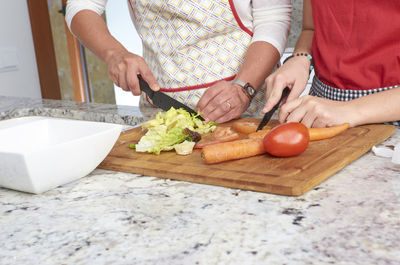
[311,0,400,90]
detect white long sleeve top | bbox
[66,0,291,55]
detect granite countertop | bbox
[1,96,400,265]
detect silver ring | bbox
[226,100,232,110]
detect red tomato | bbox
[263,122,309,157]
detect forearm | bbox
[69,10,127,63]
[349,87,400,126]
[236,41,280,89]
[294,30,313,54]
[293,0,313,54]
[286,0,313,74]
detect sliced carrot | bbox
[248,128,271,139]
[194,126,239,149]
[309,123,350,141]
[194,140,223,149]
[232,120,258,134]
[201,139,266,164]
[212,126,239,141]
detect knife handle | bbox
[137,74,154,97]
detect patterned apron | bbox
[310,75,400,126]
[128,0,266,116]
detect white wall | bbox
[0,0,41,98]
[105,0,142,106]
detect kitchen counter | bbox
[1,96,400,265]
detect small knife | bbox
[138,75,203,120]
[256,87,290,131]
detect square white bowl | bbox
[0,116,123,194]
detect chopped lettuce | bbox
[142,107,216,134]
[135,126,189,155]
[135,107,216,155]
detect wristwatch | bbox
[231,79,256,101]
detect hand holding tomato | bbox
[263,122,309,157]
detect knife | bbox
[256,87,290,131]
[138,75,203,120]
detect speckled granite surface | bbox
[0,96,153,127]
[1,96,400,265]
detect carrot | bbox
[232,120,258,134]
[195,126,240,149]
[249,123,349,141]
[309,123,350,141]
[212,126,239,141]
[247,128,271,139]
[194,139,223,149]
[201,139,266,164]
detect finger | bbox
[112,75,120,89]
[126,69,141,96]
[211,98,241,123]
[214,107,240,123]
[264,76,274,100]
[197,83,226,112]
[263,75,289,113]
[118,72,129,92]
[108,68,122,89]
[299,111,317,128]
[196,89,213,112]
[312,118,328,128]
[139,63,159,91]
[205,85,247,123]
[285,104,307,123]
[278,97,302,123]
[202,94,232,122]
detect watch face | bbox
[245,84,256,97]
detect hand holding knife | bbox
[137,75,204,120]
[256,87,290,131]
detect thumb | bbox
[263,85,286,114]
[140,68,160,91]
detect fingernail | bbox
[153,85,160,91]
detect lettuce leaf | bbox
[136,107,216,155]
[135,126,189,155]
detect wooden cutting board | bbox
[98,119,395,196]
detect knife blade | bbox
[138,75,203,120]
[256,87,290,131]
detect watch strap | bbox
[231,79,247,88]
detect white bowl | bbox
[0,116,122,194]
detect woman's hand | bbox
[263,56,311,113]
[104,49,160,95]
[279,95,354,128]
[196,81,250,123]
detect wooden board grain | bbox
[98,119,395,196]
